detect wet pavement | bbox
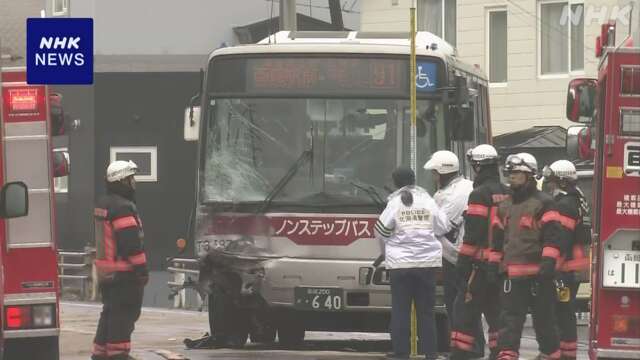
[60,301,589,360]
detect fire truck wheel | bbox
[3,336,59,360]
[276,310,305,348]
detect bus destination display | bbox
[247,58,406,95]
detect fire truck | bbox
[0,67,67,359]
[180,31,492,349]
[565,18,640,359]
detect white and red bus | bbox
[565,19,640,359]
[183,31,493,349]
[0,67,65,359]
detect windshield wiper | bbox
[350,181,386,211]
[259,149,313,213]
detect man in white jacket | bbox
[375,167,450,360]
[424,151,485,357]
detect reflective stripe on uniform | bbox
[467,203,489,217]
[540,211,577,230]
[106,341,131,356]
[506,263,540,277]
[129,252,147,265]
[459,243,479,257]
[92,343,107,356]
[560,245,589,272]
[561,257,589,272]
[450,331,475,351]
[112,216,138,231]
[548,349,561,359]
[374,220,392,237]
[490,206,503,229]
[497,350,519,360]
[542,246,561,260]
[488,250,503,263]
[560,341,578,359]
[95,259,133,273]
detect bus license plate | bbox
[603,250,640,288]
[294,287,343,311]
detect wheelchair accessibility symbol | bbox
[416,62,437,92]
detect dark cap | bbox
[392,167,416,189]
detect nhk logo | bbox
[26,18,93,84]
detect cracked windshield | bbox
[202,97,444,205]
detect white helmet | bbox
[424,150,459,174]
[543,160,577,181]
[504,152,538,174]
[466,144,499,165]
[106,160,138,182]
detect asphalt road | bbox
[60,302,589,360]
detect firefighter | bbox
[494,153,566,360]
[92,160,149,360]
[423,150,485,355]
[449,144,508,360]
[541,160,590,360]
[375,167,450,360]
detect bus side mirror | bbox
[566,125,594,160]
[0,182,29,219]
[450,76,474,141]
[566,79,597,123]
[52,150,70,177]
[184,98,201,142]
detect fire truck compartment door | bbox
[3,120,54,248]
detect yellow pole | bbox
[409,1,417,173]
[409,3,418,357]
[410,301,418,356]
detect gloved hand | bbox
[486,263,500,285]
[456,256,473,281]
[538,257,556,280]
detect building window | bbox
[109,146,158,182]
[53,148,69,193]
[419,0,457,47]
[539,1,584,76]
[52,0,69,16]
[487,8,508,84]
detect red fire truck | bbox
[0,67,66,359]
[566,20,640,359]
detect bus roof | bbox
[209,31,487,81]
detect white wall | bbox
[360,0,625,135]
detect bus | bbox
[183,31,492,349]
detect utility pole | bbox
[279,0,297,31]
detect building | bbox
[361,0,633,135]
[1,0,360,274]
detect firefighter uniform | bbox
[493,184,569,360]
[545,187,590,359]
[92,187,148,359]
[449,168,509,360]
